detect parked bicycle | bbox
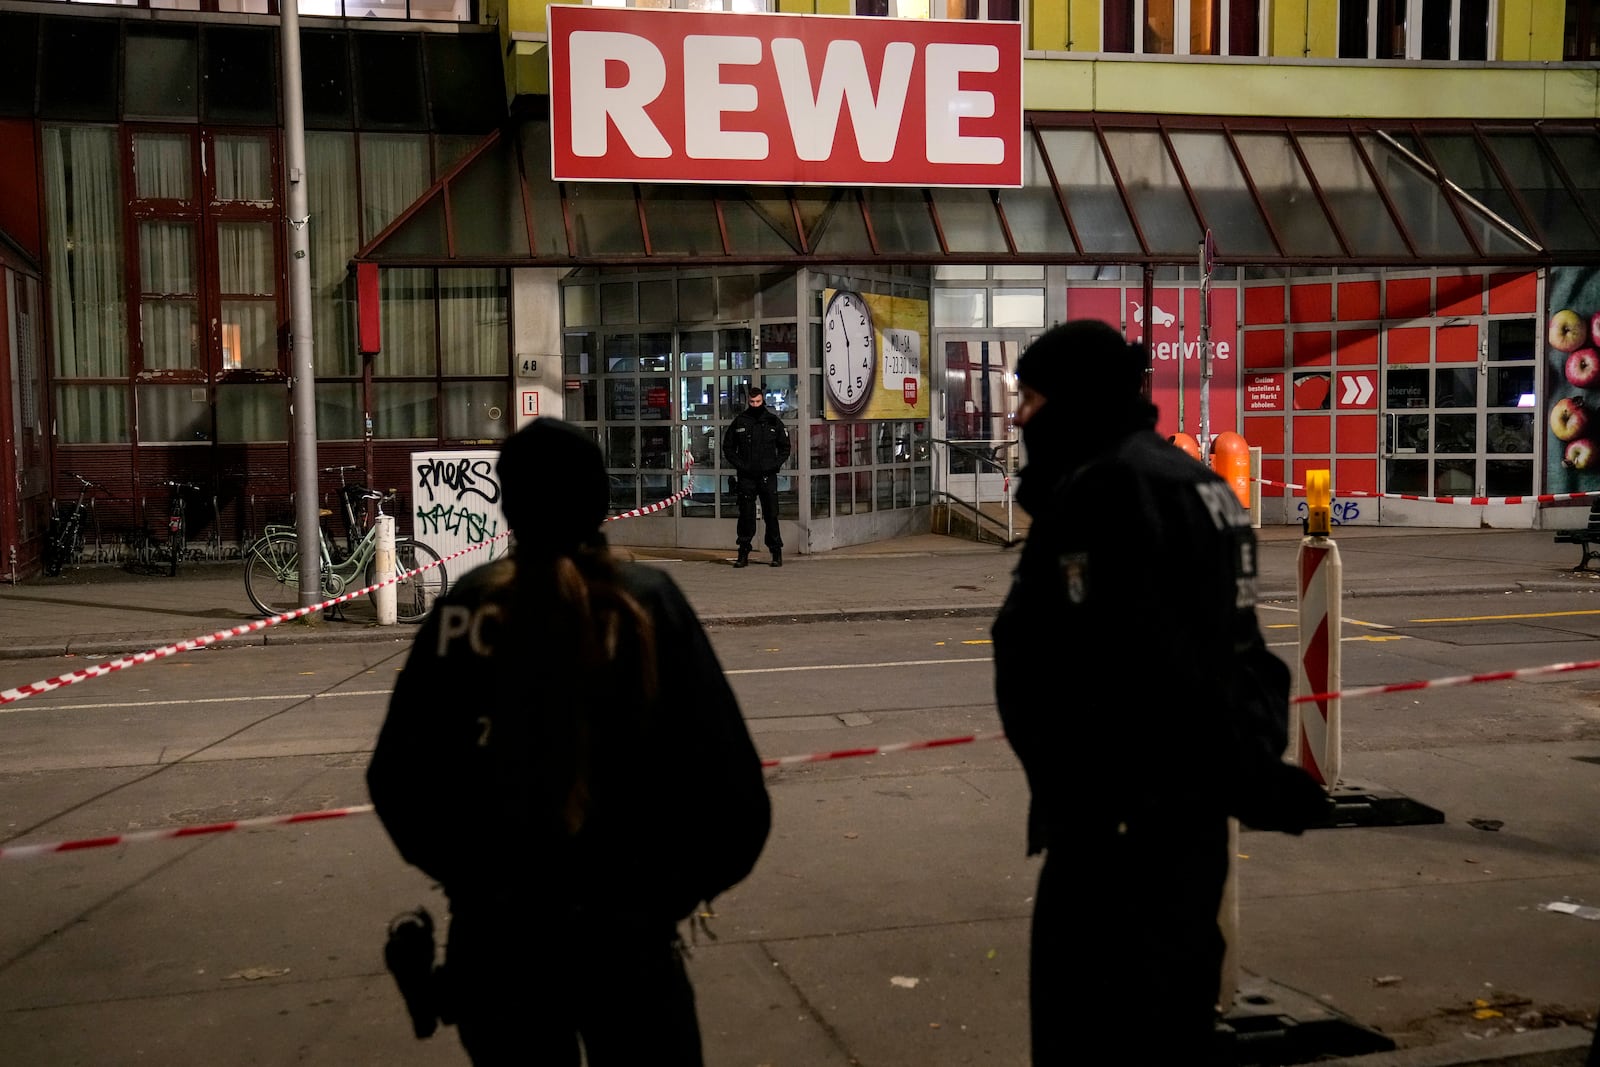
[128,480,203,577]
[242,488,447,623]
[42,473,103,577]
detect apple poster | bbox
[1546,267,1600,493]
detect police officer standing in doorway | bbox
[722,382,791,568]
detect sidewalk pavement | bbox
[1,526,1598,1066]
[2,524,1599,660]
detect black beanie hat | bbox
[496,417,609,550]
[1015,320,1145,404]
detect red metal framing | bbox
[1393,125,1487,260]
[353,116,1600,270]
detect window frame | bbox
[1338,0,1498,61]
[1102,0,1266,58]
[854,0,1023,19]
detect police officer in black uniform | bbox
[368,417,771,1066]
[721,383,792,568]
[990,321,1328,1065]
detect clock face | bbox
[823,290,875,416]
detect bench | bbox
[1554,499,1600,570]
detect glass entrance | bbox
[1383,317,1537,498]
[939,333,1021,503]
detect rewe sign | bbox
[548,6,1023,188]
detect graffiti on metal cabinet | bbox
[411,451,508,564]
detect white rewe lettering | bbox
[925,43,1002,165]
[771,38,914,163]
[684,35,767,161]
[569,31,672,159]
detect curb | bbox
[1319,1026,1593,1067]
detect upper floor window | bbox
[1338,0,1491,61]
[854,0,1021,18]
[590,0,773,9]
[1103,1,1261,56]
[1567,1,1600,60]
[38,0,473,22]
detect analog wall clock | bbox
[823,289,875,417]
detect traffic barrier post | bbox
[1295,469,1341,788]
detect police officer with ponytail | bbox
[368,417,770,1066]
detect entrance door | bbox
[1382,317,1537,499]
[938,332,1022,503]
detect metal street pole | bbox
[280,0,322,614]
[1199,229,1214,457]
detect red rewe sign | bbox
[547,6,1023,188]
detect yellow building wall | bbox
[503,2,1590,115]
[1024,59,1600,120]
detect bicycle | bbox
[129,481,203,577]
[42,473,102,577]
[242,489,447,623]
[159,481,201,576]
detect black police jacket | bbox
[368,555,771,925]
[721,405,792,476]
[991,428,1327,855]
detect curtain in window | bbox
[43,126,128,383]
[214,135,272,203]
[132,133,193,201]
[440,269,506,375]
[138,220,200,372]
[307,132,360,377]
[380,268,437,377]
[360,133,430,242]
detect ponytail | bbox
[512,540,658,836]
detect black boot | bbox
[734,549,749,568]
[770,547,783,568]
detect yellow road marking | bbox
[1411,609,1600,623]
[961,639,992,646]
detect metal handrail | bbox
[929,437,1016,544]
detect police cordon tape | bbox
[0,531,510,708]
[1256,476,1599,507]
[11,648,1600,860]
[0,471,697,710]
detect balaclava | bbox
[1013,320,1155,515]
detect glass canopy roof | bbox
[357,114,1600,269]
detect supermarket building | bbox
[0,0,1597,574]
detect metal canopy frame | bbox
[354,113,1600,270]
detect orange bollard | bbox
[1210,430,1251,509]
[1169,433,1202,462]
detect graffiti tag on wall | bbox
[411,451,509,567]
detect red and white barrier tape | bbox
[608,456,694,521]
[0,805,374,860]
[0,532,511,708]
[0,731,1008,859]
[1256,477,1599,507]
[1291,655,1600,707]
[759,730,1006,768]
[10,649,1600,859]
[2,467,699,710]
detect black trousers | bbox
[1029,821,1228,1065]
[447,910,702,1067]
[734,472,782,552]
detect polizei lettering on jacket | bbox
[547,6,1023,188]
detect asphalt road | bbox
[0,598,1597,1064]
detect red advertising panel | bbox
[547,6,1023,188]
[1125,286,1239,441]
[1246,374,1284,412]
